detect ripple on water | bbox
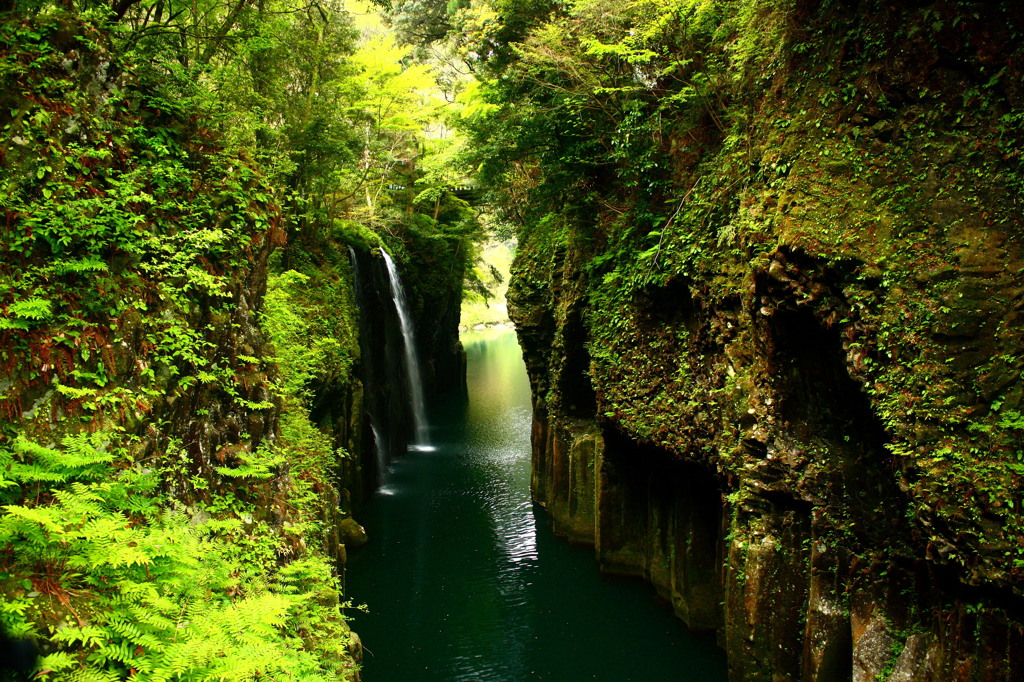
[499,499,538,565]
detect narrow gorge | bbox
[2,0,1024,681]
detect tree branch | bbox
[110,0,144,22]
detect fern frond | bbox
[107,579,161,604]
[124,600,176,632]
[66,665,123,682]
[36,650,79,673]
[48,255,109,276]
[2,504,65,535]
[55,483,106,507]
[4,461,69,484]
[94,639,136,665]
[50,624,107,648]
[109,628,164,656]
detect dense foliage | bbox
[4,0,1024,676]
[412,0,1024,595]
[0,0,485,678]
[0,9,368,680]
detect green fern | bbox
[65,667,122,682]
[0,296,53,329]
[47,256,109,276]
[2,429,358,681]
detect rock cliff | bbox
[507,2,1024,679]
[0,15,361,677]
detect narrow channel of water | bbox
[346,327,727,681]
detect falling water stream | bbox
[346,328,728,681]
[380,249,430,448]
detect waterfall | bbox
[348,246,363,301]
[380,248,430,448]
[370,422,398,494]
[370,423,385,478]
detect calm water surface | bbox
[346,328,727,681]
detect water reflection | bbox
[346,328,727,681]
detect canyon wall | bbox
[0,15,363,676]
[508,2,1024,679]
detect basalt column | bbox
[510,229,1024,680]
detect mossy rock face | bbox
[338,517,369,548]
[504,1,1024,678]
[0,13,284,499]
[0,15,362,679]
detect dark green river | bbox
[346,328,728,681]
